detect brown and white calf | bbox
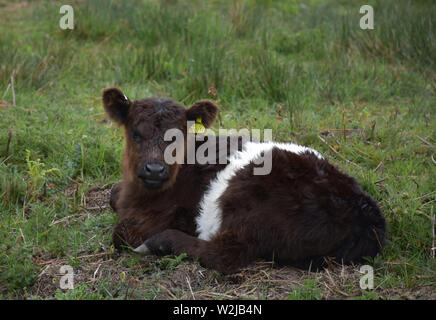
[103,87,386,274]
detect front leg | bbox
[113,218,146,250]
[109,182,122,213]
[139,229,251,274]
[113,206,195,252]
[144,229,204,256]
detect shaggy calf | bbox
[103,87,386,274]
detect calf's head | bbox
[102,87,219,191]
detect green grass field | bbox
[0,0,435,299]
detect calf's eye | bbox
[131,129,142,143]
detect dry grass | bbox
[30,254,435,300]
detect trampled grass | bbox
[0,0,434,299]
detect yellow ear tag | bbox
[189,117,206,134]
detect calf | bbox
[103,87,386,274]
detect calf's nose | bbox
[137,162,170,188]
[145,163,165,174]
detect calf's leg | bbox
[113,219,146,250]
[143,229,252,274]
[109,182,122,213]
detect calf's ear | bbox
[102,87,131,125]
[186,100,219,128]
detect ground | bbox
[0,0,435,299]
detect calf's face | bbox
[102,88,219,191]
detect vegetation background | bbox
[0,0,434,299]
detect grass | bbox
[0,0,435,299]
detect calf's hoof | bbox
[133,243,151,255]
